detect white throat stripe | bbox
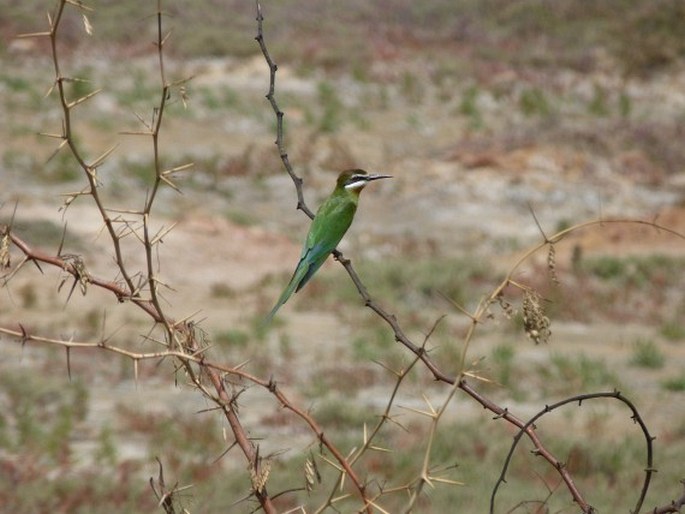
[345,179,367,190]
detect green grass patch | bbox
[536,353,620,395]
[459,85,483,128]
[491,343,516,387]
[316,81,344,133]
[662,373,685,392]
[399,70,425,105]
[351,328,394,362]
[660,320,685,342]
[213,328,250,348]
[581,254,685,287]
[12,218,84,250]
[312,397,369,430]
[519,87,551,117]
[611,0,685,76]
[357,256,492,310]
[629,338,665,369]
[0,371,88,463]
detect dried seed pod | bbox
[57,254,90,305]
[59,254,90,297]
[304,453,321,493]
[304,458,315,493]
[249,459,271,494]
[547,243,559,285]
[0,225,10,269]
[522,290,551,344]
[497,293,516,319]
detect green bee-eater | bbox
[266,168,392,321]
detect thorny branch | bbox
[252,2,685,513]
[3,1,376,512]
[7,2,277,512]
[2,232,369,513]
[254,0,314,220]
[491,391,656,514]
[44,0,138,296]
[647,481,685,514]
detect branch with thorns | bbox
[253,1,685,512]
[3,1,372,512]
[491,390,655,514]
[0,230,371,512]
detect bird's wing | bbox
[265,195,357,322]
[293,242,328,293]
[294,198,356,292]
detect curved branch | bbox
[481,218,685,310]
[490,390,654,514]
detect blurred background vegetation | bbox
[1,0,685,74]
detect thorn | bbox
[57,222,68,256]
[493,408,509,420]
[438,290,476,321]
[89,143,119,168]
[30,257,44,274]
[46,138,69,164]
[67,87,103,109]
[16,30,52,39]
[19,323,29,345]
[66,346,72,381]
[156,456,165,488]
[161,29,173,46]
[527,202,550,243]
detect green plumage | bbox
[266,169,390,322]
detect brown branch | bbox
[3,228,373,512]
[644,480,685,514]
[490,390,656,514]
[249,1,685,512]
[254,0,313,220]
[0,319,367,511]
[5,245,276,513]
[140,0,175,346]
[457,378,593,512]
[9,231,156,312]
[341,217,685,514]
[46,0,137,296]
[25,2,280,511]
[202,359,276,510]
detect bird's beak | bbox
[366,174,392,181]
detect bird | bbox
[266,168,392,322]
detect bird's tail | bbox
[264,269,301,324]
[264,298,284,325]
